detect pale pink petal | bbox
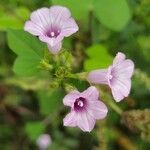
[30,8,50,29]
[47,42,62,54]
[61,18,79,37]
[87,52,134,103]
[77,112,95,132]
[39,35,50,43]
[52,35,64,46]
[39,36,55,46]
[24,21,44,36]
[63,111,77,127]
[87,69,108,84]
[63,91,80,107]
[111,87,124,102]
[113,52,126,65]
[110,53,134,102]
[87,100,108,119]
[63,86,108,132]
[49,6,71,25]
[81,86,99,101]
[39,35,64,46]
[24,6,78,55]
[112,59,134,78]
[111,78,131,102]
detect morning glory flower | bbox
[36,134,52,150]
[24,6,79,54]
[87,52,134,102]
[63,86,108,132]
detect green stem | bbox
[107,100,123,115]
[101,91,123,115]
[67,72,88,80]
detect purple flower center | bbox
[74,97,86,112]
[45,27,61,38]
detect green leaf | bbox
[25,122,45,141]
[38,88,64,115]
[93,0,131,31]
[52,0,131,31]
[7,29,45,76]
[84,44,113,71]
[13,56,41,76]
[7,29,44,57]
[0,7,30,31]
[52,0,93,22]
[15,7,30,20]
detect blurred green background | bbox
[0,0,150,150]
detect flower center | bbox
[108,74,113,80]
[77,100,84,107]
[50,31,55,37]
[45,28,60,38]
[74,97,86,111]
[107,66,115,87]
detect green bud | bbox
[55,66,70,79]
[38,59,53,71]
[49,79,60,89]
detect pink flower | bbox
[24,6,78,54]
[63,86,108,132]
[87,52,134,102]
[36,134,52,150]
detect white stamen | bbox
[50,31,55,37]
[108,74,113,80]
[78,101,84,107]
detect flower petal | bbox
[87,100,108,119]
[113,52,126,65]
[81,86,99,101]
[77,112,95,132]
[47,42,62,54]
[61,18,79,37]
[30,8,50,29]
[111,77,131,102]
[63,91,80,107]
[49,6,71,25]
[87,69,108,84]
[39,35,50,43]
[39,34,64,46]
[63,111,77,127]
[24,21,44,36]
[112,59,134,79]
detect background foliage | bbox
[0,0,150,150]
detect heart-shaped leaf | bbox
[93,0,131,31]
[7,29,45,76]
[84,44,113,71]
